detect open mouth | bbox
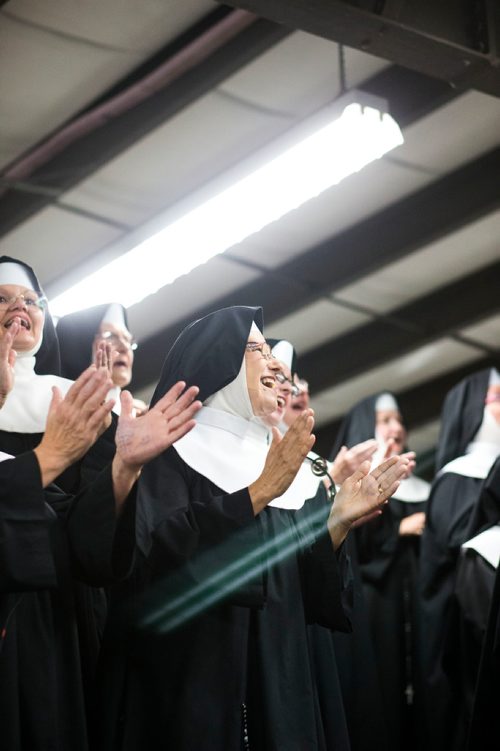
[4,317,30,330]
[113,359,128,368]
[276,395,285,408]
[260,376,275,390]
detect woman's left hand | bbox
[327,455,410,549]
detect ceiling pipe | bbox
[0,9,258,190]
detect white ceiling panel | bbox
[4,0,212,49]
[220,31,389,116]
[393,90,500,175]
[63,89,293,226]
[0,0,213,167]
[225,156,432,269]
[336,210,500,313]
[0,206,123,283]
[265,299,371,354]
[310,338,482,427]
[460,313,500,350]
[63,33,389,228]
[127,254,261,341]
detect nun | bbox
[0,256,74,448]
[466,455,500,749]
[0,256,201,750]
[265,337,353,749]
[99,306,408,751]
[329,392,428,751]
[57,302,148,416]
[418,367,500,751]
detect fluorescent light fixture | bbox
[50,91,403,318]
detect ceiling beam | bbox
[298,257,500,395]
[130,145,500,390]
[221,0,500,97]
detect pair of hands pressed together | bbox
[249,408,410,550]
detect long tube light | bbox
[50,92,403,317]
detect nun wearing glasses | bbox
[56,302,148,416]
[98,305,409,751]
[0,255,201,751]
[329,392,428,751]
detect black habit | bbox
[417,368,498,751]
[330,392,428,751]
[97,306,354,751]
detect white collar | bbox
[0,352,73,433]
[439,441,500,480]
[462,525,500,568]
[174,406,322,510]
[392,474,430,503]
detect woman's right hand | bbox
[248,409,315,515]
[34,365,115,486]
[329,439,379,485]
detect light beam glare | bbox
[138,500,333,635]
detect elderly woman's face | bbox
[0,283,45,352]
[244,333,280,418]
[376,409,406,454]
[92,321,135,388]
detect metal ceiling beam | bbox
[0,11,291,239]
[298,257,500,395]
[130,145,500,390]
[312,355,498,460]
[221,0,500,97]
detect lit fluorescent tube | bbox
[50,93,403,317]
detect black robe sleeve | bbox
[65,464,133,586]
[136,448,267,618]
[298,489,353,631]
[0,451,59,591]
[0,450,134,591]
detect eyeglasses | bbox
[245,342,275,360]
[293,379,309,397]
[275,371,300,397]
[97,330,138,351]
[0,292,47,311]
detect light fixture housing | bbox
[49,90,403,318]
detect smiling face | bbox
[0,283,45,352]
[375,409,406,454]
[244,334,280,418]
[93,321,134,388]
